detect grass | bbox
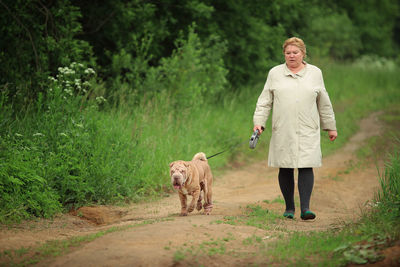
[172,233,236,264]
[213,204,282,230]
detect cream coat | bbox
[253,63,336,168]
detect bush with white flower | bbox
[46,62,106,114]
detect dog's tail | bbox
[193,152,207,162]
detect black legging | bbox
[278,168,314,213]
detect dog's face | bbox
[169,161,189,190]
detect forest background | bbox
[1,0,400,223]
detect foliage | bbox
[0,63,105,221]
[0,136,61,222]
[304,11,361,59]
[0,0,94,108]
[333,238,385,265]
[3,0,399,102]
[143,25,228,106]
[335,0,400,57]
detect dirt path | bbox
[0,113,385,266]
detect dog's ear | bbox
[169,162,175,168]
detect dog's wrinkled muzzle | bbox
[172,174,185,189]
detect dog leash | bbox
[206,130,260,159]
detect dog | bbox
[169,152,213,216]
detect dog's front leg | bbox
[188,189,200,213]
[179,192,188,216]
[203,180,213,215]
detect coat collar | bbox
[284,61,307,78]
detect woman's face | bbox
[284,45,304,69]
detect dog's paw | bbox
[203,203,213,209]
[187,205,195,213]
[203,203,213,215]
[180,208,188,216]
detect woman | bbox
[253,37,337,220]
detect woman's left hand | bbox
[328,130,337,141]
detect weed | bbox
[173,250,186,262]
[334,240,384,265]
[172,234,235,264]
[243,235,263,246]
[213,205,281,230]
[271,196,285,204]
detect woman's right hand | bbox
[253,125,264,135]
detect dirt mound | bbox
[70,206,128,225]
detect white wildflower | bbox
[84,68,95,75]
[96,96,107,104]
[64,89,73,96]
[83,81,91,87]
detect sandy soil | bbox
[0,112,390,266]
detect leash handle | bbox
[249,129,260,149]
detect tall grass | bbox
[375,148,400,231]
[1,52,399,223]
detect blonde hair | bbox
[283,37,306,58]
